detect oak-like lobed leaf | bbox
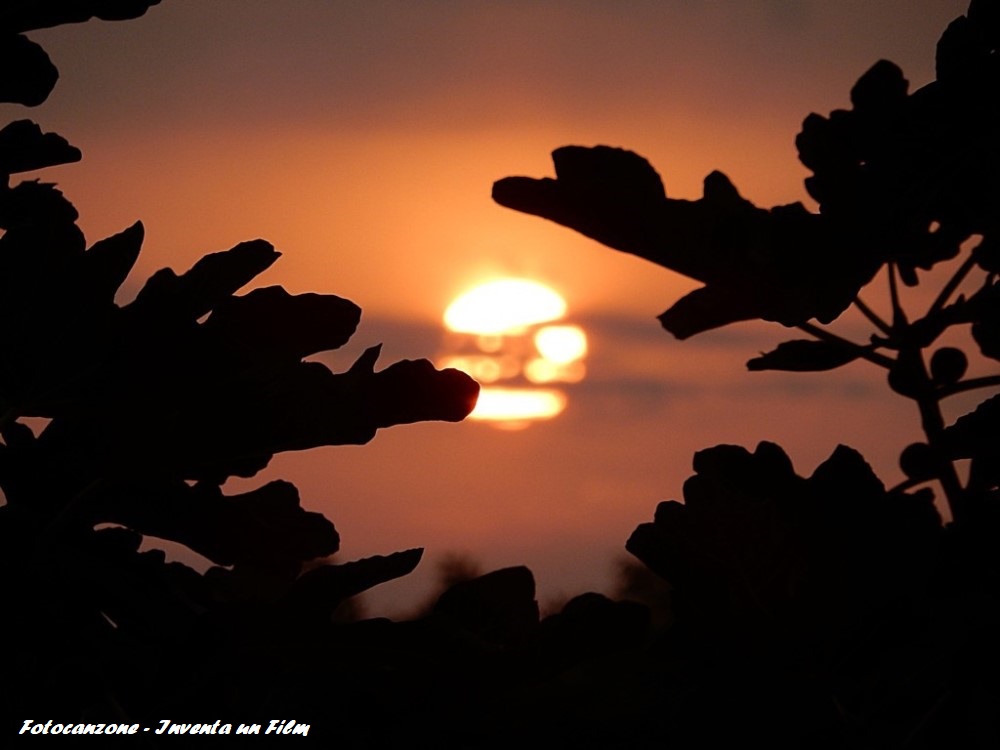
[0,120,80,174]
[100,480,340,569]
[202,285,361,363]
[495,146,881,338]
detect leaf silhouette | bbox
[286,548,424,616]
[968,280,1000,361]
[0,120,80,174]
[432,566,540,646]
[130,239,281,324]
[0,34,57,106]
[0,1,162,33]
[100,480,339,569]
[627,442,941,635]
[941,393,1000,490]
[0,6,487,725]
[202,285,361,363]
[494,146,882,338]
[81,221,144,303]
[798,11,999,284]
[746,339,860,372]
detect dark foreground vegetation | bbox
[2,2,998,746]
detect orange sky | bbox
[3,0,975,614]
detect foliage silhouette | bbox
[0,3,491,735]
[4,2,1000,748]
[494,0,1000,746]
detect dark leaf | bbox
[433,566,539,646]
[366,357,481,427]
[0,1,162,33]
[850,60,908,114]
[0,179,78,229]
[968,0,1000,46]
[286,548,423,615]
[495,146,881,337]
[83,221,143,303]
[79,527,205,640]
[628,442,941,634]
[33,348,478,486]
[942,394,1000,462]
[101,480,339,569]
[799,8,999,281]
[975,235,1000,274]
[0,34,57,106]
[132,239,280,322]
[540,593,649,668]
[969,281,1000,361]
[746,339,860,372]
[936,16,983,84]
[0,120,80,174]
[203,285,361,362]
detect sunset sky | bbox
[5,0,975,614]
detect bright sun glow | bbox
[440,278,587,427]
[444,278,567,334]
[469,387,566,425]
[534,325,588,364]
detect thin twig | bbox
[927,252,978,318]
[888,476,927,494]
[911,357,968,523]
[797,322,895,368]
[938,374,1000,399]
[853,296,892,335]
[888,262,906,326]
[902,688,952,747]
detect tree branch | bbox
[796,322,895,368]
[853,296,892,335]
[938,374,1000,399]
[927,252,978,318]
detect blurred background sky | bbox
[4,0,976,614]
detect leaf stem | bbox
[888,262,906,327]
[888,476,927,494]
[796,322,895,368]
[909,352,967,523]
[937,374,1000,399]
[928,252,978,318]
[853,296,892,335]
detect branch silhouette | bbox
[0,4,492,735]
[494,1,1000,746]
[3,2,999,748]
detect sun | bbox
[439,278,588,427]
[444,278,567,334]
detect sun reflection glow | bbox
[469,387,566,427]
[440,277,587,427]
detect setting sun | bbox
[444,278,567,334]
[468,387,567,427]
[534,325,588,364]
[439,278,588,427]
